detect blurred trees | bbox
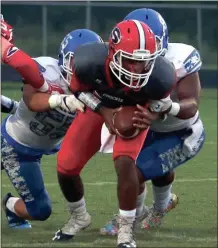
[1,3,217,67]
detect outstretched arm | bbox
[1,37,49,92]
[23,84,84,113]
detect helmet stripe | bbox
[132,20,145,50]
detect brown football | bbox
[112,106,140,139]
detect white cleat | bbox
[117,215,137,248]
[52,206,91,241]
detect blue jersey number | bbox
[29,110,75,139]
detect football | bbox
[112,106,140,139]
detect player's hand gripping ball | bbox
[112,106,140,139]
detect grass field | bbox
[1,83,217,248]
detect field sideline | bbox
[1,83,217,247]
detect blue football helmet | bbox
[124,8,169,56]
[58,29,103,85]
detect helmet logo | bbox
[111,27,121,44]
[157,14,167,35]
[61,33,73,53]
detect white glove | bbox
[149,95,173,113]
[48,94,84,113]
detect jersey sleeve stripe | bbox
[183,49,202,74]
[188,61,202,74]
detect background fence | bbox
[1,1,217,85]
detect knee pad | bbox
[152,171,175,187]
[26,188,52,221]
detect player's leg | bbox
[138,120,205,229]
[53,108,104,241]
[113,128,149,248]
[141,171,177,228]
[1,136,51,228]
[100,132,152,236]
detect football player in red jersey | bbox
[52,20,176,248]
[100,8,205,236]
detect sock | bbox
[68,196,87,214]
[152,184,172,212]
[6,197,20,214]
[119,209,136,217]
[136,187,147,218]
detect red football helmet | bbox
[108,19,158,89]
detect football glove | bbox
[149,95,173,113]
[48,94,85,113]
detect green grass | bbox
[1,83,217,247]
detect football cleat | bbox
[118,242,136,248]
[2,193,32,229]
[117,215,136,248]
[100,205,149,236]
[52,207,91,241]
[141,193,179,229]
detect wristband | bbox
[168,102,180,116]
[77,92,102,112]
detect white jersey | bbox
[4,57,75,152]
[151,43,202,132]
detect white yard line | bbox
[1,178,217,188]
[2,234,217,247]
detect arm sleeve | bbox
[2,42,47,90]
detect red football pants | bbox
[57,108,149,175]
[57,108,104,175]
[113,128,149,161]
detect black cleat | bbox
[52,229,74,241]
[118,242,136,248]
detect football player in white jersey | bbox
[100,8,205,235]
[1,26,103,229]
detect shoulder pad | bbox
[147,56,176,100]
[33,56,61,84]
[73,42,108,86]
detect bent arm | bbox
[23,84,52,112]
[175,72,201,119]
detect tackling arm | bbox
[23,84,84,113]
[149,72,200,119]
[168,46,202,119]
[23,84,53,112]
[175,72,200,119]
